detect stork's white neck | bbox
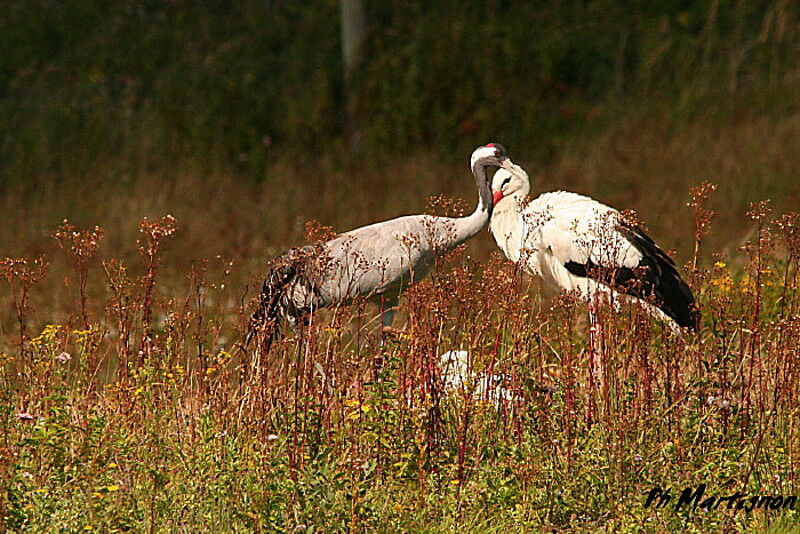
[489,194,526,263]
[494,191,526,214]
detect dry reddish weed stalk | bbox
[688,181,718,271]
[137,215,177,359]
[54,220,104,328]
[1,257,48,356]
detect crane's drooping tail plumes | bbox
[245,247,317,353]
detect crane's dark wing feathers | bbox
[564,223,700,331]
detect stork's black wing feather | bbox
[564,223,700,331]
[620,224,699,330]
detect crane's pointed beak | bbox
[493,191,504,206]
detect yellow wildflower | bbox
[711,273,733,292]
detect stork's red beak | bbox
[493,191,504,206]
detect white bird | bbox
[489,163,699,332]
[247,144,511,350]
[439,350,517,404]
[439,350,556,404]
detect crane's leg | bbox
[381,306,397,330]
[378,298,401,357]
[380,297,399,332]
[371,298,397,381]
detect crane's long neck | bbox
[451,162,494,246]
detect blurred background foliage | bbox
[1,0,797,182]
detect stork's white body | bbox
[489,166,698,331]
[492,191,644,304]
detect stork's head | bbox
[491,163,530,207]
[470,143,508,173]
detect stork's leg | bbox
[587,300,605,420]
[588,305,601,380]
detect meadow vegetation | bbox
[2,186,800,532]
[2,0,800,532]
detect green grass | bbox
[2,0,797,181]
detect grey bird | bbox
[246,143,510,350]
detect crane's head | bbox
[470,143,513,214]
[470,143,509,173]
[491,163,530,207]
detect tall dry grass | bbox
[2,108,800,530]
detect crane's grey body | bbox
[269,212,482,318]
[247,144,509,348]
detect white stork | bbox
[489,163,700,333]
[247,144,511,350]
